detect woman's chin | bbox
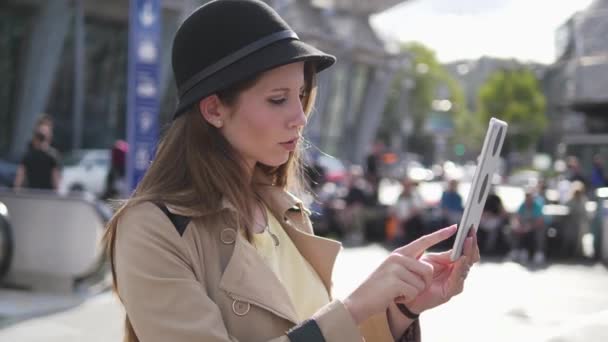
[260,155,290,168]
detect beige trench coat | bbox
[114,180,421,342]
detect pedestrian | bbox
[565,181,590,257]
[440,179,464,226]
[13,118,61,191]
[103,139,129,199]
[591,154,607,190]
[365,140,384,203]
[103,1,479,342]
[566,156,588,187]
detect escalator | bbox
[0,202,13,281]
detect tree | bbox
[378,42,467,162]
[478,68,547,152]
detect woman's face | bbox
[217,62,307,170]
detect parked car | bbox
[58,149,110,197]
[316,154,347,184]
[507,169,540,188]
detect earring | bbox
[215,119,223,127]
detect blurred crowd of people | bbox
[5,115,606,265]
[306,142,606,265]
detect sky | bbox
[371,0,594,64]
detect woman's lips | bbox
[279,138,298,151]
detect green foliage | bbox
[406,42,462,132]
[378,42,468,160]
[452,110,485,158]
[478,68,547,151]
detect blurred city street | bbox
[1,244,607,342]
[2,0,608,341]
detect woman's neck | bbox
[249,196,268,234]
[243,159,257,184]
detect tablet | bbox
[450,118,508,261]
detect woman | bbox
[103,1,480,341]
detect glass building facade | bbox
[0,7,30,156]
[1,0,406,165]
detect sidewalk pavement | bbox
[1,245,607,342]
[0,291,123,342]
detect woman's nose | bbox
[288,103,307,129]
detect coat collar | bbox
[165,168,339,324]
[217,204,341,325]
[218,224,300,323]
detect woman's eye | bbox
[269,98,287,105]
[299,92,306,101]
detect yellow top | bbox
[249,206,331,322]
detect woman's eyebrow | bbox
[270,85,305,92]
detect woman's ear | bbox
[199,95,225,128]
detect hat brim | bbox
[174,39,336,118]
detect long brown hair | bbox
[103,62,317,342]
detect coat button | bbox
[232,299,250,316]
[220,228,237,245]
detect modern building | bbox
[445,57,545,114]
[545,0,608,163]
[1,0,196,161]
[1,0,411,165]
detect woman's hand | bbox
[405,231,481,314]
[343,226,458,324]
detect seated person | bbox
[478,187,508,254]
[339,166,375,245]
[507,188,546,264]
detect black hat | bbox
[171,0,336,119]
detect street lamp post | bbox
[397,77,415,158]
[72,0,85,150]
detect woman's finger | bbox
[463,237,473,263]
[423,250,453,265]
[396,225,457,257]
[447,257,467,296]
[393,265,426,293]
[402,257,434,290]
[471,233,481,264]
[388,254,431,290]
[462,233,480,265]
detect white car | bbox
[58,149,110,197]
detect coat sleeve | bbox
[114,203,363,342]
[358,312,421,342]
[399,320,421,342]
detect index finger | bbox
[396,225,457,257]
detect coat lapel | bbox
[218,225,300,324]
[256,184,342,296]
[280,216,341,295]
[167,169,343,324]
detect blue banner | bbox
[126,0,161,193]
